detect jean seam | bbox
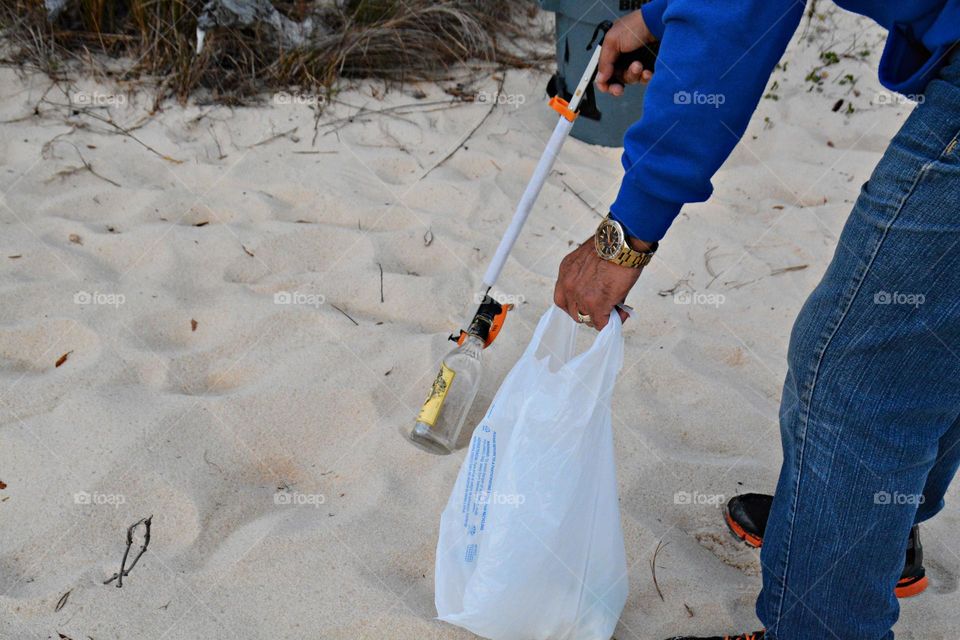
[769,159,936,633]
[938,127,960,160]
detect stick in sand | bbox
[104,515,153,587]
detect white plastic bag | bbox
[435,304,628,640]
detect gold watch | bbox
[594,216,658,269]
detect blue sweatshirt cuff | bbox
[609,188,680,242]
[640,0,669,40]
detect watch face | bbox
[595,219,624,260]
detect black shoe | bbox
[664,631,765,640]
[897,524,928,597]
[723,493,770,548]
[723,493,928,597]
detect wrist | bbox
[625,234,656,253]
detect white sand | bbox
[1,10,957,640]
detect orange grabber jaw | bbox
[450,295,513,349]
[548,96,578,122]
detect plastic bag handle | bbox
[525,305,624,374]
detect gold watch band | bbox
[609,244,655,269]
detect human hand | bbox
[553,236,649,331]
[596,11,657,97]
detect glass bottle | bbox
[406,333,485,455]
[406,294,511,454]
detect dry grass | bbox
[0,0,549,105]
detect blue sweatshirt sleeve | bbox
[639,0,669,39]
[609,0,805,241]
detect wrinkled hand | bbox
[596,10,657,97]
[554,237,639,331]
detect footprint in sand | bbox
[693,528,762,577]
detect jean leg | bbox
[915,413,960,524]
[756,54,960,640]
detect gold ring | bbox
[577,312,592,325]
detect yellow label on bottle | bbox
[417,362,456,428]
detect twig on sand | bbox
[725,263,809,290]
[421,73,505,179]
[330,303,359,326]
[42,99,183,164]
[203,449,225,474]
[650,538,670,601]
[104,515,152,588]
[47,141,121,187]
[770,264,808,276]
[704,246,720,277]
[727,277,762,290]
[378,262,385,303]
[55,589,71,612]
[248,126,298,149]
[314,99,465,144]
[208,125,227,160]
[561,178,603,217]
[658,274,692,297]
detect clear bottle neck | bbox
[459,333,486,356]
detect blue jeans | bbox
[756,47,960,639]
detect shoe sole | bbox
[724,505,762,548]
[723,506,929,598]
[895,575,928,598]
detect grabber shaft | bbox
[480,43,604,291]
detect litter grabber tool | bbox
[405,22,656,455]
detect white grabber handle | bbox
[480,42,604,290]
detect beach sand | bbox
[1,9,958,639]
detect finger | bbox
[641,69,653,83]
[596,68,610,93]
[584,297,615,331]
[595,29,621,94]
[591,306,612,331]
[570,299,586,326]
[610,83,624,97]
[557,283,581,325]
[616,306,629,324]
[622,61,645,85]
